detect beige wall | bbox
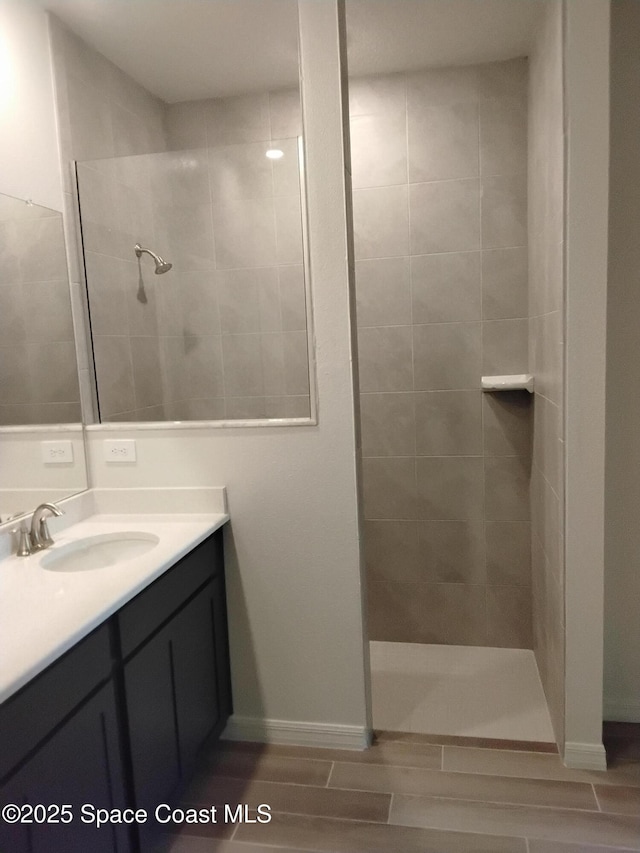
[528,0,565,748]
[604,0,640,724]
[351,61,533,649]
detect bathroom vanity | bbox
[0,502,231,853]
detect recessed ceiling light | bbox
[266,148,284,160]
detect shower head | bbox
[134,243,172,274]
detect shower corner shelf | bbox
[481,374,534,393]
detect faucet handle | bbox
[12,526,32,557]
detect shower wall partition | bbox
[77,132,310,422]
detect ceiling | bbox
[39,0,544,104]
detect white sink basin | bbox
[40,532,160,573]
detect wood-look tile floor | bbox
[166,726,640,853]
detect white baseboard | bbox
[603,698,640,723]
[563,741,608,771]
[221,715,372,751]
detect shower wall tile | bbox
[0,284,25,344]
[484,457,531,522]
[356,257,412,327]
[482,318,529,375]
[485,521,532,586]
[483,392,532,457]
[409,179,480,255]
[350,113,408,189]
[213,197,277,269]
[486,585,533,648]
[481,174,528,249]
[23,281,75,343]
[480,97,528,176]
[406,66,478,108]
[218,268,263,334]
[353,186,409,259]
[165,100,208,150]
[209,142,273,200]
[226,396,267,420]
[364,520,422,584]
[418,520,486,584]
[160,202,216,271]
[352,59,531,649]
[268,88,302,138]
[28,342,79,405]
[274,195,303,265]
[413,322,482,391]
[411,251,481,324]
[414,390,483,456]
[271,137,302,197]
[92,335,135,416]
[130,336,163,409]
[15,217,68,281]
[205,93,271,146]
[482,247,528,319]
[264,335,289,398]
[408,102,479,182]
[357,326,413,393]
[360,392,416,457]
[279,265,307,332]
[185,335,225,399]
[0,345,32,404]
[349,73,406,118]
[362,457,418,520]
[478,58,528,101]
[283,331,310,396]
[417,456,485,520]
[265,395,309,419]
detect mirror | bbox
[0,192,87,524]
[56,0,314,424]
[77,135,312,423]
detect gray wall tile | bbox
[411,252,481,324]
[415,390,483,456]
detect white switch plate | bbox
[41,440,74,464]
[103,439,137,463]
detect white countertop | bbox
[0,491,229,703]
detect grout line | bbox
[326,761,334,788]
[387,791,394,824]
[440,744,444,771]
[591,783,602,812]
[524,838,530,853]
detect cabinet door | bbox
[0,684,130,853]
[125,583,222,850]
[172,583,220,779]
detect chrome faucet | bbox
[29,503,64,552]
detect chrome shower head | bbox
[134,243,172,274]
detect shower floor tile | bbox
[370,641,555,743]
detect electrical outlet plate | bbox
[41,441,74,464]
[103,439,137,463]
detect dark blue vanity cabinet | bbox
[0,529,231,853]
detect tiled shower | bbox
[353,60,532,649]
[352,4,565,743]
